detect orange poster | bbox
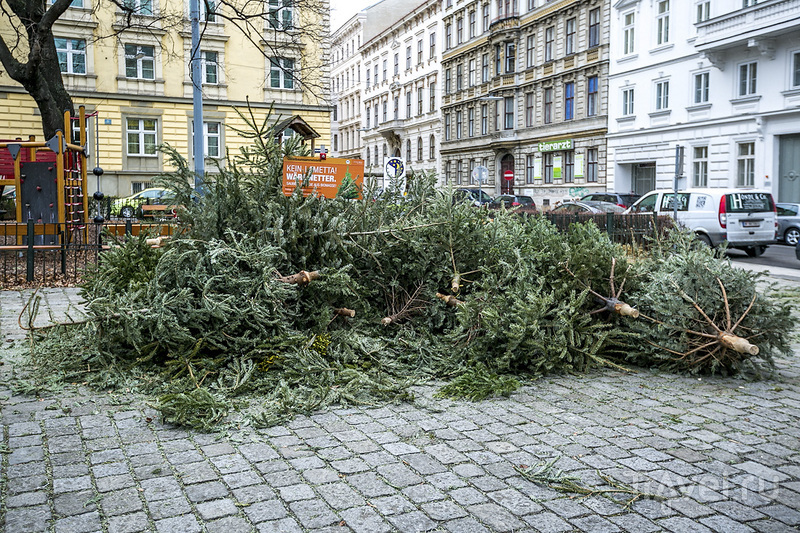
[282,157,365,200]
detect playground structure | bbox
[0,106,91,243]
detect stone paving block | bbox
[52,490,100,516]
[52,511,102,533]
[232,485,277,505]
[401,483,445,504]
[569,514,622,533]
[700,515,757,533]
[388,510,439,532]
[204,515,255,533]
[223,469,263,489]
[6,490,49,508]
[542,497,591,519]
[139,476,183,502]
[106,511,151,533]
[289,498,339,529]
[147,497,192,520]
[244,499,289,523]
[376,463,424,488]
[443,517,491,532]
[340,506,394,532]
[256,517,304,532]
[470,475,507,492]
[711,500,768,522]
[657,516,715,533]
[174,461,218,485]
[4,505,51,532]
[184,480,229,503]
[196,498,239,520]
[53,475,92,494]
[154,514,202,533]
[449,486,488,506]
[6,474,48,494]
[278,483,317,502]
[524,511,582,532]
[370,494,417,516]
[466,502,526,532]
[759,504,800,525]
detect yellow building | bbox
[0,0,331,196]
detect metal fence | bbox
[0,221,177,288]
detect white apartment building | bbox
[361,0,442,183]
[607,0,800,203]
[331,12,366,160]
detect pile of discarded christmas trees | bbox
[25,117,795,429]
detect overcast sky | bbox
[330,0,376,33]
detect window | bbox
[794,52,800,87]
[457,17,463,44]
[406,46,412,70]
[417,137,423,161]
[526,155,535,184]
[429,82,436,111]
[544,153,553,184]
[504,96,514,129]
[495,44,502,76]
[525,92,534,127]
[505,42,516,73]
[123,0,153,15]
[482,4,490,32]
[564,82,574,120]
[394,53,399,76]
[445,23,452,49]
[743,0,757,6]
[445,68,452,93]
[693,146,708,187]
[366,68,371,89]
[201,50,218,84]
[482,53,489,82]
[563,151,574,183]
[193,121,221,158]
[738,62,757,96]
[382,100,387,122]
[383,144,388,160]
[469,11,476,38]
[445,161,452,183]
[374,103,378,125]
[126,118,157,156]
[51,0,84,6]
[429,135,435,159]
[456,111,463,139]
[527,0,535,10]
[481,104,488,135]
[468,107,475,137]
[125,44,155,79]
[526,35,535,68]
[393,96,399,119]
[565,18,575,56]
[445,113,451,141]
[456,64,463,90]
[201,0,217,22]
[270,57,294,89]
[622,88,634,116]
[469,59,476,86]
[696,1,710,23]
[457,160,463,185]
[366,149,371,167]
[587,148,598,182]
[655,80,669,110]
[382,60,387,81]
[366,110,370,129]
[406,91,412,118]
[623,12,635,55]
[589,8,600,48]
[694,72,709,103]
[587,76,598,116]
[268,0,293,29]
[737,142,755,187]
[545,27,554,62]
[544,87,552,124]
[406,140,412,162]
[429,32,436,59]
[418,87,424,115]
[55,38,86,74]
[656,0,670,46]
[417,40,423,64]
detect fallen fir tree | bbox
[18,110,795,429]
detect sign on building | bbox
[282,157,365,199]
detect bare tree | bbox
[0,0,329,138]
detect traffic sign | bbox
[503,169,514,181]
[472,165,488,184]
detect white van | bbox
[626,188,777,257]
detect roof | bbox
[272,115,321,140]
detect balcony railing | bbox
[695,0,800,49]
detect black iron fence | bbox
[0,213,673,288]
[0,221,177,288]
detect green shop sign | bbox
[538,139,573,152]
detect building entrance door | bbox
[633,163,656,195]
[779,135,800,203]
[500,154,514,194]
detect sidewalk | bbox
[1,276,799,533]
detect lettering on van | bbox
[730,192,770,211]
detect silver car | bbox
[777,203,800,246]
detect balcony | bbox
[695,0,800,55]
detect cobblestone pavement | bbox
[1,285,800,533]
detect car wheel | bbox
[120,205,135,218]
[745,245,767,258]
[696,233,713,248]
[784,227,800,246]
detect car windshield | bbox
[476,190,492,202]
[726,192,774,213]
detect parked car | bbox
[111,187,172,218]
[489,194,537,213]
[776,203,800,246]
[550,201,625,214]
[580,192,641,209]
[625,188,777,257]
[453,188,493,207]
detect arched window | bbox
[406,140,412,161]
[429,134,435,160]
[417,137,423,161]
